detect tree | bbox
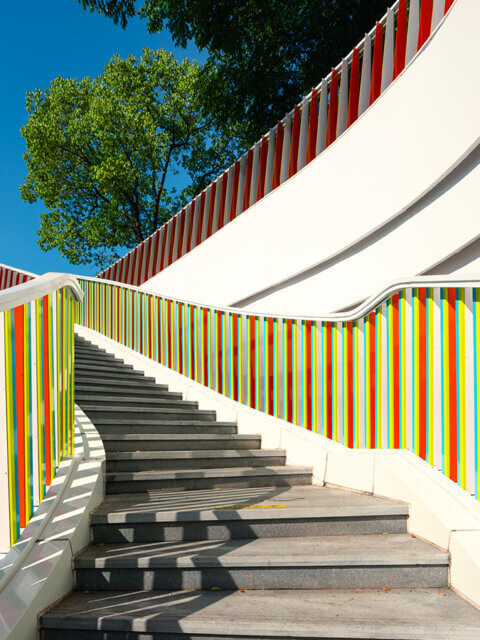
[21,49,240,267]
[75,0,392,145]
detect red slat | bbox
[418,288,427,460]
[288,105,301,177]
[176,209,186,260]
[393,0,407,79]
[272,122,284,189]
[418,0,433,50]
[306,89,319,164]
[369,23,384,105]
[195,191,206,247]
[217,172,228,231]
[447,288,458,482]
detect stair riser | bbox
[96,425,238,435]
[102,439,261,452]
[106,474,312,493]
[85,410,216,422]
[91,515,409,543]
[105,456,286,473]
[74,565,448,591]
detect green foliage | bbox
[76,0,392,145]
[76,0,135,27]
[21,49,240,267]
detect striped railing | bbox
[0,274,83,548]
[98,0,456,287]
[0,263,36,291]
[77,274,479,502]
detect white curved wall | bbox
[144,0,480,315]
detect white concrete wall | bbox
[143,0,480,315]
[77,324,480,610]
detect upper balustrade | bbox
[97,0,455,288]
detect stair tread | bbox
[92,485,408,522]
[100,433,258,441]
[106,449,283,460]
[42,588,480,639]
[106,466,311,481]
[74,534,448,568]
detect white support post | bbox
[358,34,371,116]
[297,96,310,171]
[264,127,276,195]
[336,58,349,137]
[280,113,291,184]
[432,0,446,31]
[382,8,395,91]
[316,78,328,154]
[406,0,420,65]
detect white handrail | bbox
[79,273,480,323]
[0,272,84,312]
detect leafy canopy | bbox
[21,49,240,267]
[75,0,392,144]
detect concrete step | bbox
[105,466,312,493]
[75,362,135,374]
[92,420,238,435]
[41,588,480,640]
[101,433,261,452]
[81,405,217,422]
[73,534,448,591]
[105,449,286,473]
[74,381,170,395]
[75,353,123,363]
[91,485,409,543]
[75,370,156,383]
[75,388,182,401]
[77,396,199,410]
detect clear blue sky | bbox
[0,0,202,277]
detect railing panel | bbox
[77,275,479,504]
[0,282,78,549]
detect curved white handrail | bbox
[79,273,480,323]
[0,272,83,312]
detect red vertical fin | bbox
[418,0,433,50]
[176,209,186,260]
[447,288,458,482]
[288,105,301,177]
[14,306,26,527]
[392,294,400,449]
[347,322,354,447]
[306,89,319,164]
[393,0,407,79]
[369,23,384,105]
[272,122,284,189]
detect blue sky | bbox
[0,0,202,277]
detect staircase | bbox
[41,335,480,639]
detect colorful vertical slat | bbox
[1,287,75,546]
[77,275,480,505]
